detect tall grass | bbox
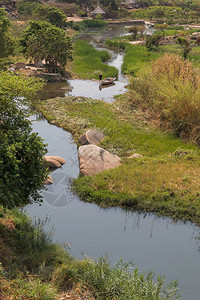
[72,40,118,79]
[129,53,200,143]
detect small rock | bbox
[78,145,121,176]
[8,67,16,72]
[79,129,105,146]
[129,153,143,159]
[43,156,66,168]
[44,175,53,185]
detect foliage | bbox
[131,6,197,24]
[146,34,162,51]
[17,1,40,15]
[176,37,193,59]
[0,72,47,208]
[20,21,72,73]
[0,207,180,299]
[128,26,138,41]
[105,39,126,50]
[72,39,118,80]
[155,23,168,37]
[33,5,67,28]
[82,18,108,28]
[0,8,15,60]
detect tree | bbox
[138,25,146,37]
[0,8,15,59]
[0,72,47,208]
[33,5,67,29]
[128,26,138,41]
[155,23,168,37]
[176,37,193,59]
[20,21,72,73]
[146,34,162,51]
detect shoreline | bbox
[39,95,200,227]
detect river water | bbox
[26,24,200,299]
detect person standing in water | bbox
[99,74,102,81]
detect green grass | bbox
[71,39,118,79]
[40,96,200,225]
[0,207,180,299]
[105,39,161,76]
[122,45,161,75]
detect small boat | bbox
[101,77,116,86]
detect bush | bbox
[82,19,108,28]
[146,34,162,51]
[129,53,200,142]
[105,39,126,50]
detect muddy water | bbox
[26,25,200,299]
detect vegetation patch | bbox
[40,95,200,225]
[0,207,180,299]
[105,40,160,75]
[71,39,118,79]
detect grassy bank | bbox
[39,96,200,225]
[71,39,118,79]
[0,207,179,299]
[105,40,161,75]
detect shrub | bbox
[145,34,162,51]
[82,19,108,28]
[129,53,200,142]
[105,39,126,50]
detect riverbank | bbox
[0,206,179,299]
[70,39,118,80]
[39,95,200,226]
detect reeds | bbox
[129,53,200,142]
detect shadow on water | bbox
[26,24,200,300]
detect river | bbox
[26,24,200,299]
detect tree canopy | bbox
[20,21,72,73]
[0,8,15,59]
[33,5,67,28]
[0,72,47,208]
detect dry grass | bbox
[129,53,200,143]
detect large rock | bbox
[43,156,66,168]
[79,129,105,146]
[78,145,121,176]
